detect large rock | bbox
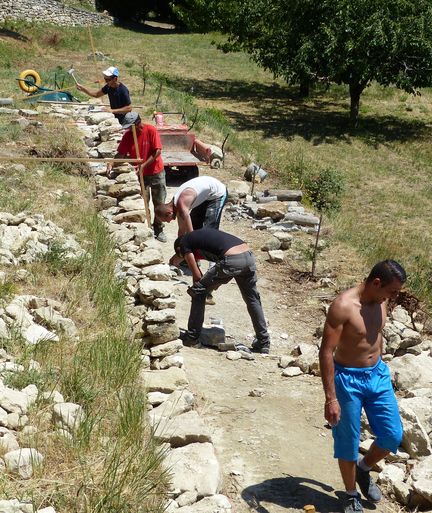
[264,189,302,201]
[0,427,19,452]
[165,442,220,497]
[145,308,176,324]
[96,140,119,158]
[176,495,232,513]
[391,306,412,326]
[255,201,287,221]
[153,410,212,447]
[150,389,195,421]
[22,324,59,345]
[410,454,432,505]
[52,402,85,432]
[150,339,183,358]
[132,249,163,268]
[284,212,319,227]
[141,264,172,281]
[0,386,31,414]
[119,197,145,212]
[378,464,405,490]
[141,367,188,393]
[137,280,173,301]
[85,112,114,124]
[399,397,432,437]
[0,499,34,513]
[389,353,432,391]
[399,403,431,458]
[146,323,180,346]
[4,448,44,478]
[113,211,146,224]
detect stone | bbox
[137,280,174,301]
[96,140,118,158]
[119,197,145,211]
[150,340,183,358]
[399,403,431,458]
[228,180,250,198]
[0,318,10,339]
[141,264,172,281]
[399,397,432,436]
[389,353,432,391]
[393,481,411,506]
[165,443,221,497]
[176,495,231,512]
[42,390,64,404]
[150,390,195,421]
[265,189,303,201]
[226,351,241,361]
[94,195,117,210]
[271,231,293,249]
[5,302,34,328]
[268,250,285,263]
[159,354,184,370]
[4,448,44,478]
[0,500,33,513]
[37,508,57,513]
[176,491,198,508]
[0,428,19,452]
[249,388,265,397]
[0,386,31,414]
[147,323,180,346]
[410,454,432,505]
[52,403,85,432]
[284,212,319,227]
[110,226,134,245]
[282,367,303,377]
[132,249,164,268]
[107,183,140,199]
[153,297,177,310]
[145,308,176,324]
[141,368,188,393]
[378,464,405,489]
[255,201,287,221]
[153,411,212,447]
[278,355,296,369]
[113,210,146,224]
[391,306,411,326]
[22,324,59,345]
[261,237,281,251]
[293,344,319,374]
[147,392,170,406]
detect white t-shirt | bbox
[173,176,226,210]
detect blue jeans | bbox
[333,359,403,461]
[186,251,270,345]
[190,191,228,230]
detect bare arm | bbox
[106,103,132,115]
[176,189,196,235]
[76,83,105,98]
[319,299,349,426]
[184,252,202,283]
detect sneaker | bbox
[155,231,167,243]
[179,331,199,347]
[251,339,270,354]
[205,293,216,305]
[356,465,382,503]
[342,493,363,513]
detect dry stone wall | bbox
[0,0,112,26]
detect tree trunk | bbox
[349,82,365,127]
[311,213,323,277]
[299,80,310,97]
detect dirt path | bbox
[160,176,396,513]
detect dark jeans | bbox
[190,191,228,230]
[144,170,167,234]
[187,251,270,345]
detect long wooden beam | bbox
[0,156,141,164]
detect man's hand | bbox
[102,106,112,113]
[76,83,84,92]
[106,163,113,178]
[324,399,341,427]
[169,254,183,267]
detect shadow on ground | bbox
[242,476,339,513]
[171,77,429,147]
[0,28,29,41]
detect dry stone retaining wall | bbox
[0,0,112,26]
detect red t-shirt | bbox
[117,124,164,175]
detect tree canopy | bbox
[172,0,432,123]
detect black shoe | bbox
[342,493,363,513]
[179,331,199,347]
[251,339,270,354]
[356,465,382,503]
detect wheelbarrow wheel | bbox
[18,69,42,93]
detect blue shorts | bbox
[333,359,403,461]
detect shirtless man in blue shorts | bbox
[319,260,406,513]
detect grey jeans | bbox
[187,251,270,345]
[143,170,167,234]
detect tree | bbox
[304,168,344,277]
[172,0,432,124]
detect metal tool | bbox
[67,67,79,85]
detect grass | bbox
[0,80,168,510]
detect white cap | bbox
[102,66,119,77]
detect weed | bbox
[0,280,16,302]
[40,240,85,277]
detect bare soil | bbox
[160,169,397,513]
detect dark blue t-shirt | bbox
[101,82,131,123]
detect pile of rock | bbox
[0,294,79,344]
[225,181,319,263]
[0,212,84,266]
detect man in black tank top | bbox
[174,228,271,354]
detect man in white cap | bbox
[107,112,168,242]
[76,66,131,126]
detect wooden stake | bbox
[87,26,100,85]
[131,124,152,228]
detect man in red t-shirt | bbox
[107,111,167,242]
